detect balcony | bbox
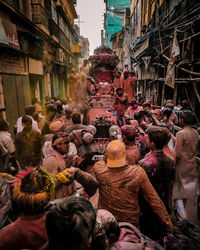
[60,30,71,52]
[4,0,20,10]
[49,19,59,39]
[31,3,49,30]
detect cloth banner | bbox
[165,27,180,88]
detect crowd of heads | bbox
[12,169,54,216]
[133,98,196,129]
[0,63,199,250]
[46,196,96,250]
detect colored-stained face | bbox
[146,134,153,150]
[57,140,69,154]
[132,104,138,109]
[117,89,123,96]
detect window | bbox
[5,0,20,10]
[44,0,51,13]
[51,0,58,24]
[59,15,69,39]
[131,14,134,32]
[134,5,138,25]
[131,1,138,31]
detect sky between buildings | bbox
[76,0,105,55]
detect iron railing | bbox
[4,0,20,10]
[31,3,49,30]
[60,30,71,51]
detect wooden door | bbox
[2,74,31,136]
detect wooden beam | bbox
[160,54,200,76]
[175,78,200,81]
[177,66,200,76]
[150,78,200,81]
[161,83,165,105]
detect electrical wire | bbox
[132,4,200,51]
[107,0,200,52]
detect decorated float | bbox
[83,46,120,162]
[87,46,119,126]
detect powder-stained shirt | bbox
[111,93,128,119]
[43,150,98,199]
[0,213,48,250]
[139,150,175,240]
[43,150,76,199]
[124,106,143,121]
[126,144,141,165]
[139,150,175,209]
[112,77,121,90]
[61,116,73,129]
[15,130,42,167]
[94,160,172,231]
[120,77,135,103]
[0,131,15,154]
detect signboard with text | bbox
[72,44,80,53]
[1,19,20,50]
[0,52,27,75]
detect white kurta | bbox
[173,126,199,200]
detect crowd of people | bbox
[0,66,200,250]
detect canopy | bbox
[107,0,130,9]
[105,0,130,47]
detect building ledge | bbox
[36,24,50,36]
[51,35,59,43]
[60,43,73,57]
[133,37,149,59]
[0,0,52,43]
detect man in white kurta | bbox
[173,110,199,218]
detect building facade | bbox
[130,0,200,121]
[79,36,89,66]
[108,0,200,121]
[104,0,130,48]
[0,0,79,134]
[110,8,131,71]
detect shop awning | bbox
[1,18,20,50]
[0,17,9,46]
[133,37,149,59]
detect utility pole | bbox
[101,30,104,47]
[74,15,84,29]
